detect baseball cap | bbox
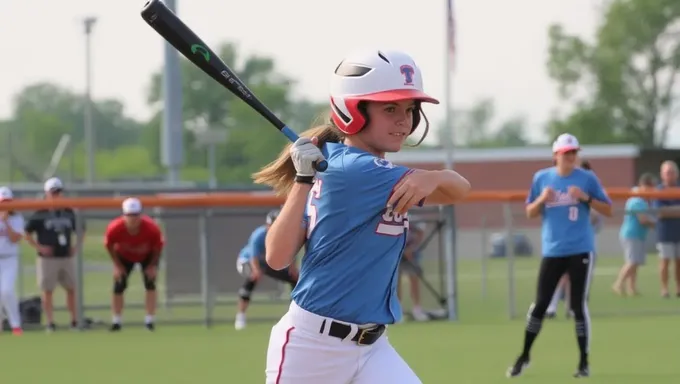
[44,177,64,192]
[122,197,142,215]
[0,186,13,201]
[552,133,580,154]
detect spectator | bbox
[546,159,602,318]
[652,160,680,298]
[104,197,163,331]
[397,220,428,321]
[613,174,657,295]
[234,209,298,330]
[0,186,25,335]
[24,177,84,332]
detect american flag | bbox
[447,0,456,71]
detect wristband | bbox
[581,196,592,205]
[295,175,314,185]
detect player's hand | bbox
[69,246,77,257]
[251,268,262,281]
[145,265,157,279]
[388,171,437,215]
[568,186,588,201]
[538,187,555,203]
[290,137,325,177]
[38,245,53,257]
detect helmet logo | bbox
[400,65,415,86]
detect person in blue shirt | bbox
[234,209,299,331]
[507,133,612,379]
[546,159,603,318]
[652,160,680,298]
[397,220,428,322]
[612,174,657,296]
[252,49,471,384]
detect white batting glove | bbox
[290,138,325,177]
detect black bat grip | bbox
[314,160,328,172]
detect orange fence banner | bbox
[1,188,679,210]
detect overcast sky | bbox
[0,0,604,144]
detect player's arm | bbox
[148,224,164,266]
[417,170,471,206]
[104,222,124,270]
[585,174,613,217]
[69,209,86,253]
[3,215,24,243]
[23,213,41,249]
[525,175,546,219]
[653,198,680,218]
[266,183,309,270]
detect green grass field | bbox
[4,249,680,382]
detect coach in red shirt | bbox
[104,197,164,331]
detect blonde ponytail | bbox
[252,115,344,195]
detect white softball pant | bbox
[0,255,20,328]
[266,301,421,384]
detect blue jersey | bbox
[237,225,267,264]
[291,142,416,325]
[526,167,610,257]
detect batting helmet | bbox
[329,50,439,136]
[266,209,280,225]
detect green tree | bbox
[8,82,148,180]
[546,0,680,146]
[146,43,304,184]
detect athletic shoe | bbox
[46,323,57,333]
[573,362,589,378]
[110,323,122,332]
[11,328,23,336]
[506,355,530,378]
[234,313,246,330]
[145,322,155,331]
[411,308,430,322]
[545,312,556,319]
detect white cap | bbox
[44,177,64,192]
[0,186,13,201]
[122,197,142,215]
[552,133,580,153]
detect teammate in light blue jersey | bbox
[234,210,298,330]
[507,133,612,379]
[253,50,471,384]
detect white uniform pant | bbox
[0,255,20,328]
[266,301,421,384]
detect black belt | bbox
[319,319,385,346]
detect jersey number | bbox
[568,206,578,221]
[306,180,323,237]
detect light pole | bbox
[83,16,97,185]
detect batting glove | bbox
[290,138,325,177]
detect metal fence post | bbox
[75,210,86,330]
[480,215,488,299]
[198,210,212,328]
[503,202,517,319]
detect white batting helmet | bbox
[329,50,439,135]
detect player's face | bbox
[46,189,62,199]
[555,149,578,169]
[360,100,416,154]
[661,164,677,183]
[123,214,141,228]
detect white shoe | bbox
[411,308,429,322]
[234,313,246,330]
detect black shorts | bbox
[119,255,155,274]
[534,253,593,313]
